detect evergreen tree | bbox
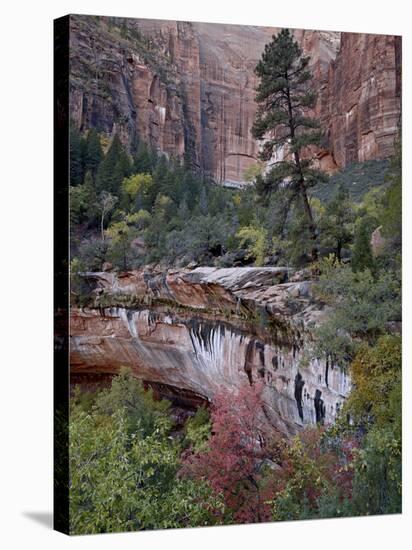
[83,170,98,222]
[84,128,103,178]
[69,125,84,186]
[133,141,156,173]
[113,149,132,189]
[252,29,327,261]
[96,134,130,194]
[182,171,201,211]
[320,184,354,262]
[149,155,169,206]
[352,218,374,272]
[199,185,208,215]
[381,134,402,250]
[69,171,96,225]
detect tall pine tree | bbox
[69,125,85,186]
[352,217,374,273]
[84,128,103,178]
[252,29,326,261]
[133,141,156,173]
[96,134,131,194]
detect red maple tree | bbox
[182,381,280,523]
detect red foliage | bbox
[182,383,358,523]
[182,382,279,523]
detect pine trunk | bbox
[285,79,318,262]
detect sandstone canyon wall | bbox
[69,267,351,435]
[69,15,401,185]
[318,33,402,169]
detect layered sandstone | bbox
[69,15,401,185]
[70,267,350,435]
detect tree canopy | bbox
[252,29,328,260]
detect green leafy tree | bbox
[346,335,401,429]
[313,258,401,362]
[94,367,171,434]
[69,368,223,534]
[352,217,374,272]
[320,184,355,262]
[105,213,140,270]
[236,225,269,266]
[184,407,212,453]
[270,428,355,521]
[122,172,154,211]
[342,336,401,515]
[252,29,327,261]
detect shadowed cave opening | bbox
[70,372,210,412]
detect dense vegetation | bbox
[69,198,402,533]
[70,329,401,534]
[69,28,402,532]
[69,128,398,276]
[69,27,400,277]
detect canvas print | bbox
[54,14,402,535]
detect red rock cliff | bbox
[318,33,401,169]
[69,15,401,184]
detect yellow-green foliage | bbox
[105,219,132,245]
[346,335,401,428]
[236,225,268,266]
[184,407,211,453]
[122,172,153,199]
[341,335,402,515]
[69,368,224,534]
[357,186,385,224]
[127,209,152,228]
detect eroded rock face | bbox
[319,33,402,167]
[69,15,400,184]
[70,267,350,435]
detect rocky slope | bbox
[69,15,401,185]
[70,267,351,435]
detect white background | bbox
[0,0,410,548]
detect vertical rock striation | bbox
[69,267,351,435]
[69,15,401,184]
[318,33,402,168]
